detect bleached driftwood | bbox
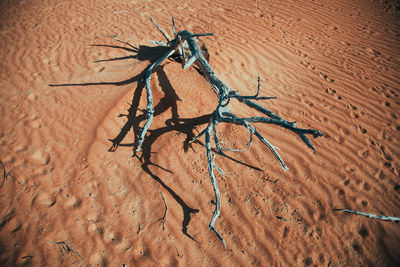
[139,17,323,247]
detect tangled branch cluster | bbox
[139,17,323,246]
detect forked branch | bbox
[138,17,323,247]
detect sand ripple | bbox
[0,0,399,265]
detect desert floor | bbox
[1,0,400,266]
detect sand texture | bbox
[1,0,400,266]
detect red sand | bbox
[1,0,399,265]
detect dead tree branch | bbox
[334,209,400,222]
[135,17,323,247]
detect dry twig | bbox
[47,240,83,264]
[157,192,168,230]
[334,209,400,222]
[1,187,23,228]
[0,161,21,188]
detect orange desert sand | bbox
[1,0,400,266]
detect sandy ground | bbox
[1,0,400,266]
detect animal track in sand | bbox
[31,192,56,207]
[325,87,342,100]
[66,195,82,209]
[319,71,335,83]
[30,150,50,166]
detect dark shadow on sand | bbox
[49,39,262,242]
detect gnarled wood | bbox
[139,17,324,247]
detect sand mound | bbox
[1,0,399,265]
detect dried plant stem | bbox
[158,192,168,230]
[0,161,22,188]
[47,240,83,264]
[334,209,400,222]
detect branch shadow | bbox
[49,39,263,242]
[112,62,262,240]
[110,62,212,241]
[49,44,172,87]
[49,41,204,241]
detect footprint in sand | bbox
[395,184,400,194]
[363,182,371,191]
[319,72,335,83]
[282,226,290,239]
[361,199,368,207]
[379,145,393,161]
[326,24,338,31]
[357,149,370,158]
[365,46,381,55]
[105,230,123,244]
[32,192,56,207]
[30,150,50,165]
[325,87,342,100]
[89,253,107,266]
[66,195,82,209]
[339,126,350,136]
[357,125,367,134]
[359,224,369,239]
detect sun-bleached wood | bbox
[140,17,324,247]
[334,209,400,222]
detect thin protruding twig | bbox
[256,74,261,97]
[1,187,23,226]
[186,33,214,38]
[148,40,168,46]
[189,127,208,144]
[47,240,83,264]
[171,16,177,37]
[205,121,226,247]
[149,17,171,42]
[334,209,400,222]
[253,130,288,171]
[228,77,277,100]
[107,35,137,50]
[158,192,168,230]
[222,112,288,170]
[1,161,22,188]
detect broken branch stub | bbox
[139,17,323,247]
